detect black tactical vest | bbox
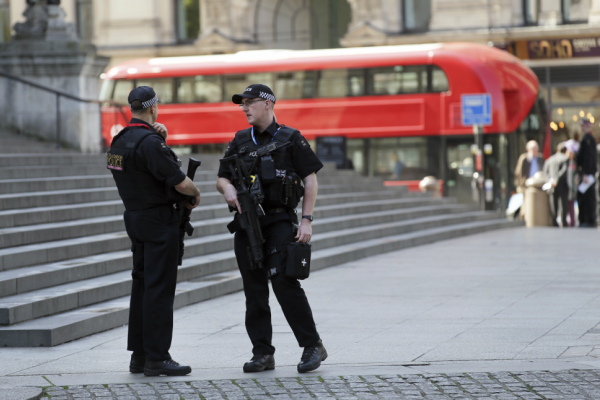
[231,125,301,209]
[107,125,177,211]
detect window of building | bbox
[175,0,200,42]
[177,76,223,103]
[562,0,591,23]
[76,0,94,42]
[403,0,431,32]
[135,79,175,104]
[523,0,539,24]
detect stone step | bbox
[0,197,451,271]
[0,202,467,297]
[0,164,109,180]
[0,188,412,248]
[0,172,222,194]
[0,210,495,326]
[0,218,522,347]
[0,183,407,210]
[0,182,398,229]
[0,153,100,167]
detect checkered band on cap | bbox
[141,95,159,109]
[259,91,276,103]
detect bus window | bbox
[177,76,222,103]
[318,69,364,98]
[275,71,317,99]
[368,66,427,95]
[224,73,273,101]
[431,66,449,92]
[112,80,134,105]
[100,80,115,102]
[136,78,175,103]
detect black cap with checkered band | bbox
[232,84,276,104]
[128,86,161,110]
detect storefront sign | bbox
[499,38,600,60]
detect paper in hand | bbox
[578,174,596,194]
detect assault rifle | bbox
[177,158,201,266]
[220,141,291,270]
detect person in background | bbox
[389,153,404,180]
[543,142,569,227]
[514,140,544,193]
[564,139,580,227]
[576,118,597,227]
[514,140,544,219]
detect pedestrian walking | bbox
[543,143,569,226]
[514,140,545,219]
[107,86,200,376]
[576,118,597,227]
[216,84,327,374]
[564,139,580,227]
[515,140,545,192]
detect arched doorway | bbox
[253,0,351,50]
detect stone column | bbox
[0,0,109,152]
[589,0,600,25]
[538,0,562,26]
[195,0,256,54]
[340,0,388,47]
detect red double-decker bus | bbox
[100,43,546,209]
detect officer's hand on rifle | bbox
[186,194,200,210]
[153,122,168,139]
[224,183,242,213]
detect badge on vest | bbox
[106,148,129,172]
[107,153,124,171]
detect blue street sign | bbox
[461,94,492,126]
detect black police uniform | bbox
[108,117,186,362]
[218,118,324,356]
[577,132,598,226]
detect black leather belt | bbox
[264,207,287,214]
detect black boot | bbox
[129,352,145,373]
[144,359,192,376]
[297,340,327,373]
[243,354,275,372]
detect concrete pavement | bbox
[2,226,600,399]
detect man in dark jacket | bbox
[108,86,200,376]
[577,118,597,227]
[544,143,569,226]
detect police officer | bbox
[107,86,200,376]
[216,84,327,373]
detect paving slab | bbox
[2,227,600,396]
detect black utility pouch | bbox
[285,242,311,280]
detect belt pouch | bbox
[285,242,311,280]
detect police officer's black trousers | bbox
[124,205,180,362]
[578,182,597,226]
[234,214,320,356]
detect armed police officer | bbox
[107,86,200,377]
[216,84,327,373]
